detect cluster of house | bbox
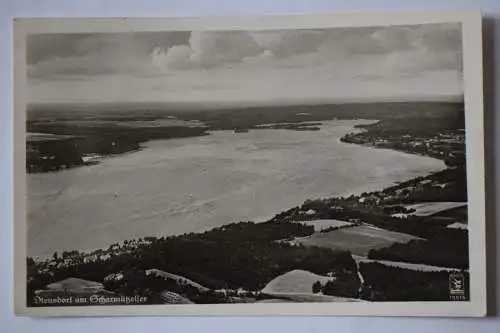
[31,238,156,275]
[408,132,465,159]
[341,130,465,162]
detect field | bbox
[291,219,353,232]
[446,222,468,230]
[261,269,361,302]
[293,225,420,256]
[261,269,334,294]
[353,256,464,272]
[404,202,467,216]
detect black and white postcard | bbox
[13,11,486,317]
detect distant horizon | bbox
[27,94,464,112]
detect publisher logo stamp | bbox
[449,272,466,301]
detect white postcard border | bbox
[13,11,486,317]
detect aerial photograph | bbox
[24,22,469,306]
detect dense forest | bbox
[358,262,469,301]
[368,228,469,269]
[27,221,359,306]
[26,125,209,173]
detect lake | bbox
[27,120,444,257]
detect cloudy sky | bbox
[27,23,463,105]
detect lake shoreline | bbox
[28,119,446,258]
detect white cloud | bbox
[152,31,262,70]
[28,24,463,104]
[148,24,462,75]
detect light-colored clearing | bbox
[404,202,467,217]
[261,269,334,294]
[353,255,466,272]
[295,225,420,256]
[45,277,105,292]
[446,222,468,230]
[292,219,353,231]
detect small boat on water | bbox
[233,128,249,133]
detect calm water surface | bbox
[27,120,444,257]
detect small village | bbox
[341,126,465,165]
